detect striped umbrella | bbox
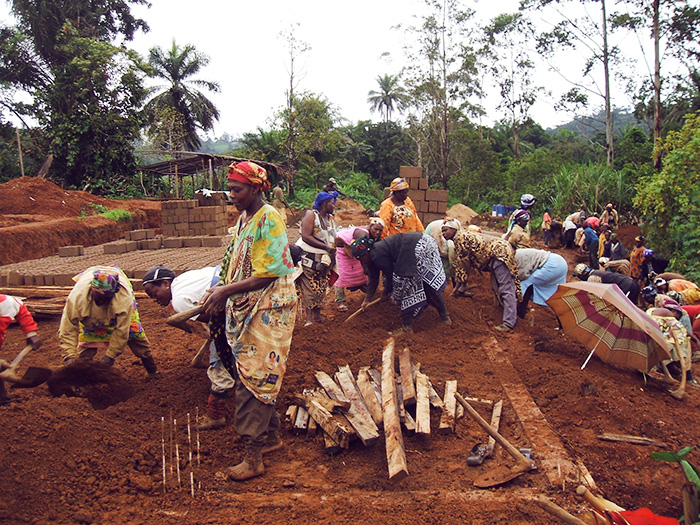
[546,281,671,373]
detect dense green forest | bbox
[1,0,699,279]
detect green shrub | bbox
[100,209,132,222]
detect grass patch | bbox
[100,209,132,222]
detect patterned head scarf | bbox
[443,217,461,230]
[350,236,375,259]
[369,216,386,228]
[227,161,271,191]
[313,191,337,211]
[635,235,645,243]
[389,177,409,192]
[90,268,121,297]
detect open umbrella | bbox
[546,281,671,373]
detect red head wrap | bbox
[227,161,271,191]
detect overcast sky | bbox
[2,0,646,138]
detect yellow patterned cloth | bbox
[379,196,424,239]
[215,204,297,404]
[452,231,522,301]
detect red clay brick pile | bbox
[162,200,228,238]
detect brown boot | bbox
[198,415,226,431]
[227,447,264,481]
[261,432,284,455]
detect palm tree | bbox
[367,74,408,122]
[145,40,220,151]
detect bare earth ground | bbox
[1,183,698,524]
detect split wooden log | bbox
[438,380,457,434]
[395,377,415,433]
[335,365,380,446]
[322,431,342,456]
[318,370,378,447]
[414,372,431,436]
[293,406,310,434]
[314,389,357,441]
[306,400,352,449]
[357,367,383,429]
[381,338,408,481]
[292,392,350,413]
[486,400,504,458]
[285,405,298,424]
[596,433,666,447]
[307,415,318,438]
[411,361,444,410]
[398,347,416,406]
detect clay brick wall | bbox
[161,200,228,238]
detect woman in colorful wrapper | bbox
[203,161,297,481]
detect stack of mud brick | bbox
[383,166,449,225]
[103,229,162,254]
[160,199,228,248]
[161,200,227,238]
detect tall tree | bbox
[481,12,544,160]
[402,0,481,189]
[367,74,408,121]
[279,24,310,198]
[610,0,700,169]
[144,41,220,151]
[522,0,618,166]
[1,0,149,190]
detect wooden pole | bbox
[16,128,24,177]
[381,338,408,481]
[208,159,214,188]
[533,497,589,525]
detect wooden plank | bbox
[398,347,416,406]
[293,405,309,434]
[415,372,431,436]
[411,361,444,410]
[315,371,351,405]
[367,368,383,400]
[335,366,380,446]
[285,405,298,424]
[395,376,415,433]
[293,392,350,413]
[486,400,504,457]
[322,431,342,456]
[314,389,357,440]
[395,375,406,422]
[438,380,457,434]
[597,433,666,447]
[381,338,408,481]
[357,367,383,429]
[307,414,318,437]
[306,400,351,449]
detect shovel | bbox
[0,345,52,389]
[455,392,534,488]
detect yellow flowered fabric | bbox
[216,204,297,404]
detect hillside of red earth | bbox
[1,185,695,525]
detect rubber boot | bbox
[199,392,227,430]
[261,432,284,454]
[141,356,160,380]
[440,311,452,325]
[227,446,264,481]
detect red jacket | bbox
[0,295,38,349]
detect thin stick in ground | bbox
[187,413,193,497]
[174,418,182,488]
[161,416,167,493]
[169,408,174,475]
